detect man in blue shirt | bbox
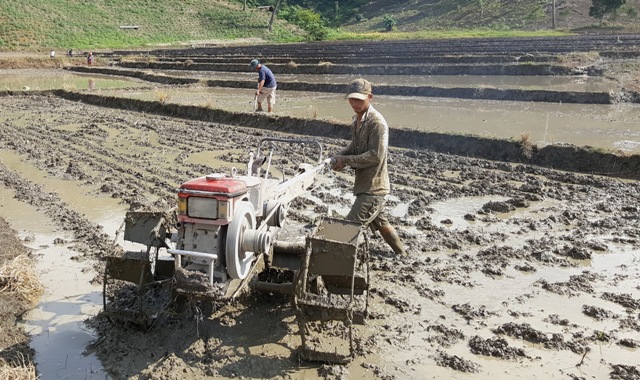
[250,59,277,113]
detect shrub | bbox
[383,14,397,31]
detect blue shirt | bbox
[258,65,277,88]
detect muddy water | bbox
[161,70,620,92]
[0,69,150,90]
[0,150,128,379]
[365,193,640,379]
[102,86,640,153]
[0,186,110,379]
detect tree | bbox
[268,0,285,32]
[292,8,329,40]
[551,0,556,29]
[589,0,626,26]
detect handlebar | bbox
[256,137,324,163]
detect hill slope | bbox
[0,0,302,50]
[345,0,640,32]
[0,0,639,51]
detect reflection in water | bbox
[0,69,149,91]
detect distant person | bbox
[50,50,56,58]
[330,78,407,257]
[87,52,94,65]
[67,49,73,57]
[249,59,277,113]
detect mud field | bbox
[0,36,640,379]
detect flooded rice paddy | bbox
[2,69,637,153]
[159,70,620,92]
[101,85,640,153]
[1,36,639,379]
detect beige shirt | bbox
[339,105,390,196]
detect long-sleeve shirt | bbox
[339,105,390,196]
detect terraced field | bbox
[1,36,639,379]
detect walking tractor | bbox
[103,137,370,362]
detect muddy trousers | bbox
[346,194,407,257]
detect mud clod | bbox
[602,292,640,310]
[582,305,619,320]
[482,201,515,213]
[468,336,529,360]
[319,364,349,380]
[452,303,496,322]
[610,364,640,380]
[434,350,481,373]
[618,338,640,348]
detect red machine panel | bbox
[180,175,248,197]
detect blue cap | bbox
[249,59,259,69]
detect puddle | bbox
[185,149,243,168]
[0,69,150,91]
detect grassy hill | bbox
[0,0,638,51]
[0,0,303,50]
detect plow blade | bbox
[124,211,172,247]
[293,218,370,363]
[105,252,153,284]
[104,251,175,284]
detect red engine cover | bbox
[180,175,248,197]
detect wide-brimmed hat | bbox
[249,59,259,69]
[346,78,372,100]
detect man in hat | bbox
[330,78,407,257]
[249,59,277,112]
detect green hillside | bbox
[0,0,302,50]
[0,0,639,51]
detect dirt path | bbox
[0,93,639,379]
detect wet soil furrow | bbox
[0,162,117,260]
[42,90,640,180]
[0,99,198,205]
